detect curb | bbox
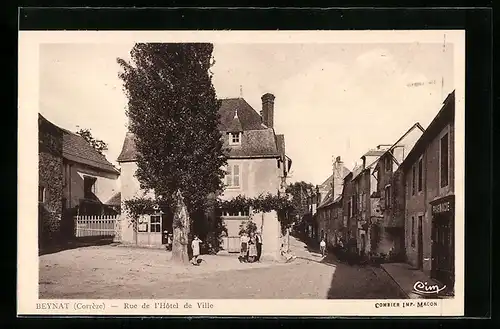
[379,265,411,299]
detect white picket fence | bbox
[74,215,119,238]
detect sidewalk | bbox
[381,263,454,299]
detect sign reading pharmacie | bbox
[430,194,455,216]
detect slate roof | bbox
[222,129,280,158]
[39,114,120,174]
[61,129,120,174]
[362,149,388,157]
[105,192,121,206]
[117,132,137,162]
[118,97,285,162]
[276,134,285,158]
[218,98,268,131]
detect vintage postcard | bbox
[18,30,465,316]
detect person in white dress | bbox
[191,235,202,265]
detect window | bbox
[385,185,392,208]
[385,155,392,172]
[229,132,241,146]
[225,164,240,188]
[440,133,449,188]
[412,166,416,195]
[84,176,97,198]
[150,215,161,233]
[418,158,423,192]
[411,216,415,247]
[220,207,250,217]
[38,186,46,203]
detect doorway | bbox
[432,214,454,287]
[417,215,423,269]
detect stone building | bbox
[38,114,64,244]
[39,114,121,240]
[117,93,292,260]
[400,90,455,289]
[370,123,425,259]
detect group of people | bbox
[239,230,262,263]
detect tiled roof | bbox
[218,98,267,131]
[105,192,121,206]
[276,134,285,157]
[117,132,137,162]
[39,114,120,174]
[223,129,280,158]
[61,129,120,174]
[118,97,284,161]
[227,115,243,132]
[362,149,388,157]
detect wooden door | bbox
[418,215,424,269]
[432,214,454,286]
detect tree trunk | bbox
[171,190,191,265]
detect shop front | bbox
[136,211,173,247]
[430,194,455,289]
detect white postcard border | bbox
[18,30,465,317]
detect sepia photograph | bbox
[19,30,465,316]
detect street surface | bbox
[39,237,406,299]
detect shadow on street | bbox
[39,236,115,256]
[291,233,407,299]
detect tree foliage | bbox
[117,43,228,215]
[76,128,108,154]
[117,43,228,263]
[285,181,315,219]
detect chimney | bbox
[261,93,275,128]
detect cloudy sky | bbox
[39,41,454,185]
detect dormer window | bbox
[229,132,241,146]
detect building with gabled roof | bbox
[117,93,292,259]
[39,114,121,238]
[369,122,425,259]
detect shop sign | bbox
[431,195,454,215]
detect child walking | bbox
[320,238,327,257]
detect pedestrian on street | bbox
[255,230,263,262]
[191,235,202,266]
[239,232,249,263]
[248,232,258,263]
[320,238,326,257]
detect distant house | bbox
[117,93,292,259]
[316,156,351,247]
[348,146,390,256]
[38,114,121,237]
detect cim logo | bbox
[412,281,447,295]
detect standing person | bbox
[320,238,326,257]
[239,232,249,263]
[255,230,263,262]
[191,235,202,265]
[248,232,258,263]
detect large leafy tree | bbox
[285,181,315,221]
[117,43,228,264]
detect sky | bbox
[39,41,454,186]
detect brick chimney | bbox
[261,93,275,128]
